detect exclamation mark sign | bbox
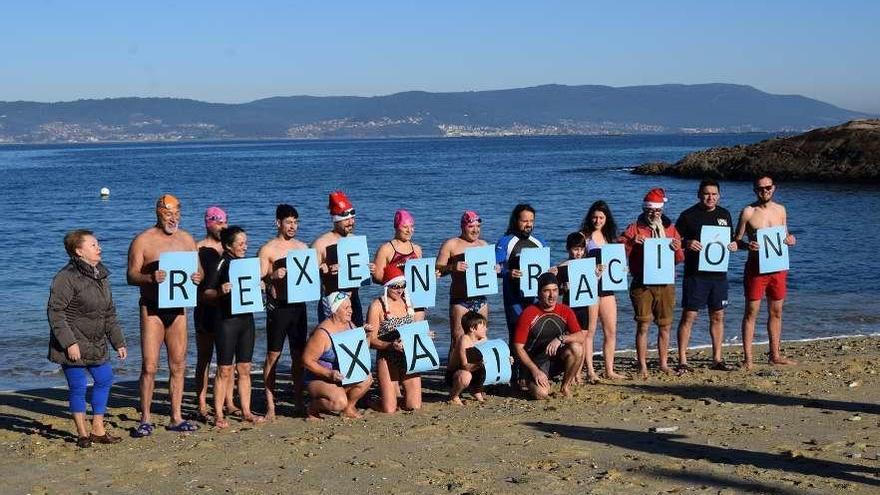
[492,347,502,383]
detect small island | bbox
[633,119,880,182]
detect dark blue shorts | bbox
[681,276,728,312]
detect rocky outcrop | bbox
[633,119,880,182]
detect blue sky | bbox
[2,1,878,112]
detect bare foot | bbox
[639,369,649,380]
[265,410,276,422]
[604,371,625,380]
[243,414,266,424]
[473,392,485,402]
[574,373,584,385]
[560,385,573,398]
[340,408,363,419]
[305,405,323,421]
[742,360,754,371]
[659,365,673,375]
[587,373,601,384]
[770,356,797,366]
[448,396,464,406]
[214,418,230,429]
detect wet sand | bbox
[2,336,878,494]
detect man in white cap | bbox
[619,188,684,379]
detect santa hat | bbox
[382,265,406,287]
[328,191,355,222]
[643,188,668,209]
[380,264,415,316]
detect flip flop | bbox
[132,422,154,438]
[166,420,200,433]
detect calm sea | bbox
[2,135,878,391]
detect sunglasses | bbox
[388,283,406,290]
[754,185,774,192]
[644,208,663,214]
[206,215,226,222]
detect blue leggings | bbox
[62,362,114,414]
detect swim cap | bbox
[382,265,406,287]
[394,209,414,229]
[156,194,181,215]
[328,191,355,222]
[643,188,668,209]
[538,272,559,291]
[460,210,481,228]
[323,291,350,314]
[204,206,227,228]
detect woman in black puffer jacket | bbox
[48,230,127,448]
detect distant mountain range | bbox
[0,84,873,143]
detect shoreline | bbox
[4,332,877,394]
[2,335,879,494]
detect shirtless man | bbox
[312,191,373,326]
[259,204,309,418]
[734,175,797,370]
[194,206,236,420]
[436,211,494,343]
[127,194,203,436]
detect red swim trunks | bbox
[744,261,787,301]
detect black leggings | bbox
[216,314,255,366]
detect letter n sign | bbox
[405,258,436,308]
[757,226,790,274]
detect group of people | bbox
[47,175,796,444]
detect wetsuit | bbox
[206,255,256,366]
[318,244,364,325]
[194,246,221,334]
[266,257,309,353]
[513,303,580,382]
[495,231,546,341]
[139,260,184,328]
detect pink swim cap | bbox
[394,209,414,228]
[460,210,481,228]
[204,206,227,228]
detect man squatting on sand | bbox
[512,272,584,399]
[735,175,797,369]
[127,194,202,435]
[259,204,310,418]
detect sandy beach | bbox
[2,336,878,495]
